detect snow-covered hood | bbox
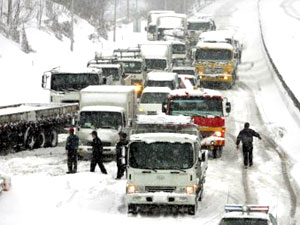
[139,103,162,114]
[78,128,120,145]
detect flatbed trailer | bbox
[0,103,78,152]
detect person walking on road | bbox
[65,127,79,174]
[236,122,262,169]
[116,132,128,179]
[90,131,107,174]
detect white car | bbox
[138,87,171,115]
[178,74,199,89]
[219,204,279,225]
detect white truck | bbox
[126,132,208,215]
[155,13,187,42]
[42,66,108,103]
[139,42,172,72]
[138,87,171,115]
[146,10,175,41]
[77,85,137,160]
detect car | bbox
[218,204,279,225]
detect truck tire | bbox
[188,204,197,215]
[48,129,58,147]
[24,127,36,150]
[35,130,46,148]
[128,204,138,215]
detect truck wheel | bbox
[36,130,46,148]
[218,147,223,157]
[128,204,138,215]
[188,205,197,215]
[26,135,36,150]
[48,129,58,147]
[213,149,217,159]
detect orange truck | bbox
[163,89,231,158]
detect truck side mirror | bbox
[144,66,148,72]
[226,102,231,113]
[145,27,148,31]
[42,72,50,89]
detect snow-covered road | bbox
[1,0,300,224]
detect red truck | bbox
[163,89,231,158]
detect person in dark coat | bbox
[115,132,128,179]
[90,131,107,174]
[236,122,262,168]
[65,127,79,174]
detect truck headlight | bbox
[127,184,137,194]
[186,185,197,194]
[138,106,144,112]
[215,131,222,137]
[134,83,143,93]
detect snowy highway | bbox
[1,0,300,224]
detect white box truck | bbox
[77,85,137,160]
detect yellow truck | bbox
[194,42,237,89]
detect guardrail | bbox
[257,0,300,112]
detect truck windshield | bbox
[219,218,268,225]
[140,92,169,104]
[133,124,199,137]
[145,59,167,70]
[101,68,120,81]
[79,111,122,130]
[195,49,232,61]
[158,17,184,29]
[129,142,194,170]
[172,44,186,54]
[145,80,175,90]
[188,22,210,31]
[120,61,142,73]
[169,98,223,117]
[173,69,195,75]
[51,73,99,91]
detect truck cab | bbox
[42,67,106,103]
[139,42,173,72]
[138,87,171,115]
[187,18,216,46]
[163,89,231,158]
[144,71,179,90]
[88,63,123,85]
[146,10,175,41]
[194,41,236,89]
[155,13,187,42]
[126,132,207,215]
[77,85,137,160]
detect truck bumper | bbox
[126,192,196,206]
[199,74,233,83]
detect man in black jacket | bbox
[90,131,107,174]
[115,132,128,179]
[65,127,79,174]
[236,122,262,168]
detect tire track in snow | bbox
[236,80,298,223]
[281,0,300,21]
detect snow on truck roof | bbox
[146,72,177,81]
[223,212,269,220]
[89,64,121,69]
[130,133,198,143]
[188,18,212,23]
[136,114,193,125]
[80,106,124,113]
[81,85,136,93]
[169,88,222,98]
[196,42,233,50]
[142,87,171,94]
[50,66,101,74]
[172,66,195,71]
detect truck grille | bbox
[204,67,223,74]
[145,186,176,193]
